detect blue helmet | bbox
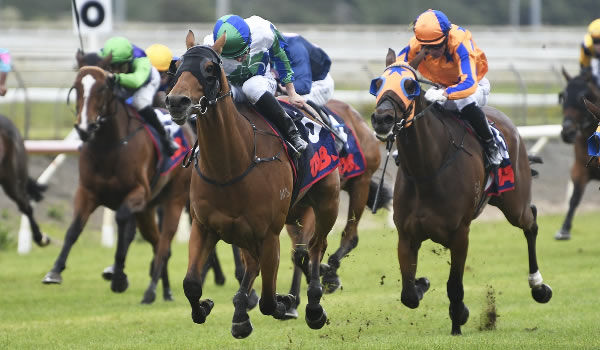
[213,15,252,59]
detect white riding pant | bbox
[440,77,491,112]
[591,57,600,86]
[231,68,278,104]
[301,73,335,107]
[131,67,161,110]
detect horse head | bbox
[370,48,422,140]
[166,30,229,125]
[72,66,116,141]
[559,69,598,143]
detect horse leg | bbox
[397,234,429,309]
[232,245,258,309]
[109,205,137,293]
[447,227,470,336]
[555,177,587,240]
[231,249,259,339]
[183,220,217,325]
[42,188,98,284]
[1,182,50,247]
[323,176,370,294]
[209,249,226,285]
[154,201,186,302]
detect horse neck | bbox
[396,104,450,178]
[195,99,254,178]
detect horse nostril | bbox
[166,95,192,109]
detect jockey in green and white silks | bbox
[204,14,308,157]
[100,36,178,155]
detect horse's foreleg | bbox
[231,249,259,339]
[555,177,587,240]
[42,188,97,284]
[447,227,470,336]
[397,234,428,309]
[258,233,287,318]
[183,221,217,325]
[109,205,136,293]
[523,205,553,303]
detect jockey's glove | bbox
[424,87,447,103]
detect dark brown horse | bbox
[555,69,600,240]
[369,50,552,335]
[42,64,194,304]
[283,98,391,318]
[165,31,340,338]
[0,114,51,247]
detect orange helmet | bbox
[413,9,452,45]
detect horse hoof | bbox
[110,273,129,293]
[163,289,174,302]
[231,318,253,339]
[449,303,469,326]
[102,265,114,281]
[141,290,156,304]
[532,284,552,303]
[247,289,259,310]
[554,230,571,241]
[39,235,52,247]
[321,270,342,294]
[191,299,214,324]
[415,277,430,297]
[305,304,328,330]
[42,271,62,284]
[280,307,299,320]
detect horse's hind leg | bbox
[231,249,259,339]
[231,245,258,309]
[323,176,370,294]
[1,181,49,247]
[521,205,553,303]
[447,227,470,336]
[109,205,137,293]
[555,175,588,240]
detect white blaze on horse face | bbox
[79,74,97,129]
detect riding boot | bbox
[460,103,502,168]
[254,92,308,158]
[139,106,178,156]
[305,100,345,153]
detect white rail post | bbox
[176,211,190,243]
[101,208,115,247]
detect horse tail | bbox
[528,154,543,178]
[366,177,393,212]
[26,177,47,202]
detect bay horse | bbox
[42,63,194,305]
[369,50,552,335]
[555,68,600,240]
[0,114,51,247]
[165,31,340,338]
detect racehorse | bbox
[555,68,600,240]
[0,115,51,247]
[42,62,194,305]
[165,31,340,338]
[369,49,552,335]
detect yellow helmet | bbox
[145,44,173,71]
[588,19,600,39]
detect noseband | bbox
[175,45,232,115]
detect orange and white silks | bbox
[370,63,420,126]
[397,24,488,100]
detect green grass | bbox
[1,210,599,349]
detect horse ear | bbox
[583,98,600,122]
[386,48,396,67]
[98,53,112,69]
[561,66,571,82]
[76,49,85,68]
[186,30,196,49]
[213,32,227,55]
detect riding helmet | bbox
[101,36,133,64]
[146,44,173,71]
[213,14,252,59]
[413,9,452,45]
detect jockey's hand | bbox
[106,72,117,86]
[424,87,447,103]
[284,82,305,108]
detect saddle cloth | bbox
[484,124,515,196]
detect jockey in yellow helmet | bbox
[396,9,501,169]
[146,43,179,107]
[580,18,600,85]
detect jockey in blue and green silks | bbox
[99,36,178,155]
[203,14,308,158]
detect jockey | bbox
[146,43,179,108]
[0,48,11,96]
[204,14,308,158]
[397,9,502,168]
[580,18,600,86]
[100,36,178,156]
